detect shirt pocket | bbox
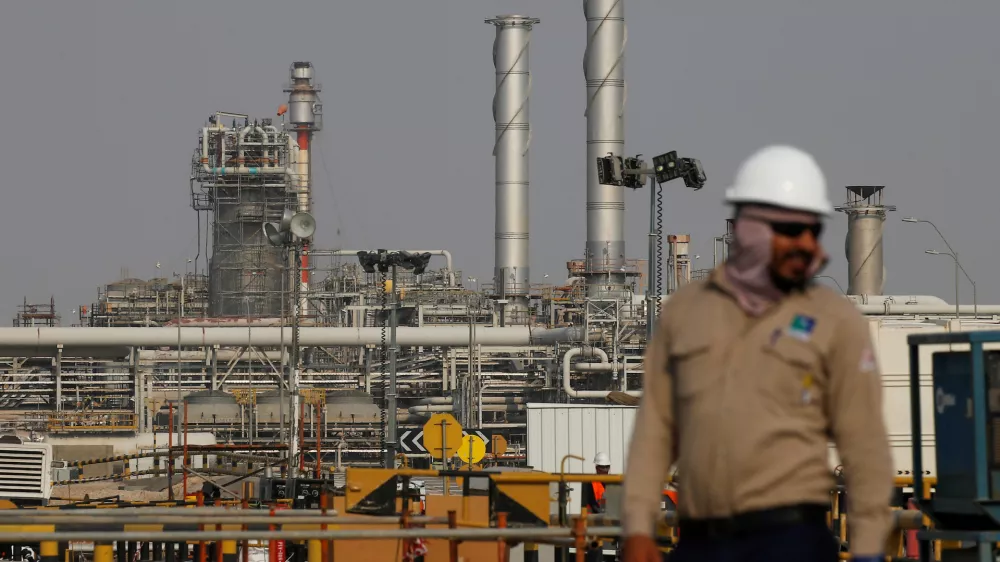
[760,336,824,409]
[669,336,718,399]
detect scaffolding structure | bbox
[82,274,209,327]
[12,297,59,327]
[191,113,297,318]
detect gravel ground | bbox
[51,475,210,503]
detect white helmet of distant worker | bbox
[594,452,611,467]
[724,145,833,216]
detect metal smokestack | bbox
[583,0,627,296]
[284,61,322,314]
[487,15,539,321]
[835,186,895,295]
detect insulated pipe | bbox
[414,396,526,405]
[563,347,641,398]
[327,250,456,286]
[0,325,589,349]
[855,304,1000,316]
[202,165,288,175]
[238,126,268,164]
[486,15,539,311]
[407,403,524,415]
[583,0,627,297]
[137,350,283,361]
[844,294,948,306]
[574,362,625,372]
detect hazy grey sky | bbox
[1,0,997,322]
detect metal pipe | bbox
[201,165,288,175]
[335,439,345,472]
[407,404,524,415]
[583,0,627,296]
[0,526,623,543]
[414,396,526,405]
[855,304,1000,315]
[0,325,589,349]
[562,347,641,398]
[486,14,539,313]
[0,509,927,541]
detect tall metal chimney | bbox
[284,62,322,314]
[487,15,539,322]
[583,0,627,296]
[836,186,895,295]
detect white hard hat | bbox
[724,145,833,216]
[594,452,611,466]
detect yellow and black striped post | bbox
[522,542,539,562]
[94,543,114,562]
[39,539,58,562]
[222,526,239,562]
[307,539,322,562]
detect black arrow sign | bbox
[461,429,492,452]
[399,430,427,453]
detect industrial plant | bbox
[0,0,994,479]
[0,2,995,560]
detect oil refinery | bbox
[0,1,997,561]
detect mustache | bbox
[780,250,815,263]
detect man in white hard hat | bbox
[584,452,612,514]
[581,453,613,562]
[620,145,893,562]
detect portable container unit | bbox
[0,436,52,506]
[526,403,637,516]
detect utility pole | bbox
[264,209,316,476]
[290,243,302,471]
[385,263,399,467]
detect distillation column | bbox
[836,186,896,295]
[285,61,323,317]
[583,0,627,297]
[487,15,539,323]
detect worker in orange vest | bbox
[582,452,611,514]
[579,453,612,562]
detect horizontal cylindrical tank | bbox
[156,391,241,426]
[181,390,240,423]
[255,391,291,425]
[323,389,380,423]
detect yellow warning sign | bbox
[457,434,486,465]
[491,434,508,457]
[422,413,463,460]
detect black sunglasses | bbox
[769,221,823,238]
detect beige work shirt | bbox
[622,267,893,556]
